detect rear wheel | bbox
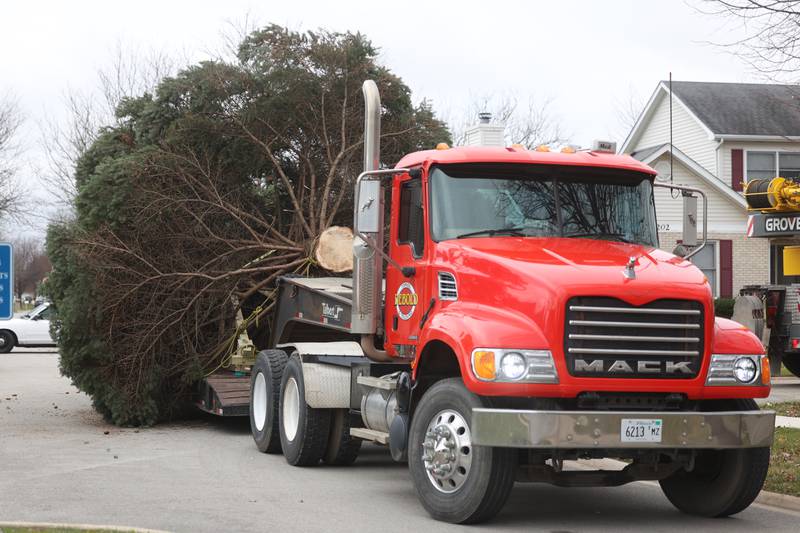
[408,378,515,524]
[279,355,331,466]
[324,409,362,465]
[0,331,15,353]
[250,349,288,453]
[782,353,800,378]
[659,399,770,517]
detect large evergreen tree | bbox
[46,25,450,425]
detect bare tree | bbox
[10,236,49,301]
[697,1,800,79]
[0,94,22,221]
[39,42,181,207]
[448,93,568,148]
[611,85,646,144]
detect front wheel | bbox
[0,331,15,353]
[659,400,770,517]
[408,378,515,524]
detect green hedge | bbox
[714,298,736,319]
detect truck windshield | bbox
[429,164,658,247]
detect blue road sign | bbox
[0,243,12,320]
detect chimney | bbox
[464,112,505,147]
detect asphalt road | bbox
[2,350,800,533]
[758,375,800,404]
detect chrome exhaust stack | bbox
[351,80,383,337]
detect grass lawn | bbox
[762,401,800,417]
[765,427,800,497]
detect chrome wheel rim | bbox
[282,377,300,441]
[253,371,267,432]
[422,409,473,493]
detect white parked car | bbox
[0,302,56,352]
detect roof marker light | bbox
[591,140,617,153]
[435,142,450,150]
[561,146,576,154]
[535,145,550,152]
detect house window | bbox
[746,151,800,181]
[779,153,800,179]
[689,241,718,297]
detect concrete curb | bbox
[755,490,800,513]
[576,458,800,513]
[0,521,172,533]
[775,415,800,429]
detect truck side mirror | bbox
[356,179,382,234]
[682,194,698,247]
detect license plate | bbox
[621,418,662,443]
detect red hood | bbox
[435,237,709,304]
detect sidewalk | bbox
[775,415,800,429]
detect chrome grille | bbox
[565,297,704,379]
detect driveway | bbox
[2,350,800,533]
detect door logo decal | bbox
[395,282,418,321]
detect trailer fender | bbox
[276,341,364,408]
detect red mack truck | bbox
[247,80,776,523]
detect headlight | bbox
[706,354,768,386]
[733,357,757,384]
[500,352,527,380]
[471,348,558,383]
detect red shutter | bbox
[720,240,733,298]
[731,149,744,191]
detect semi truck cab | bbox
[249,80,775,524]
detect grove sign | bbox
[0,243,11,320]
[747,213,800,238]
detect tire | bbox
[279,355,331,466]
[250,349,288,453]
[408,378,515,524]
[782,353,800,378]
[0,330,15,353]
[323,409,362,466]
[659,399,771,517]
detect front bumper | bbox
[471,408,775,449]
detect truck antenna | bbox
[669,72,673,186]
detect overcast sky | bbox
[1,0,758,236]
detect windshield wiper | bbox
[565,232,636,244]
[456,227,526,239]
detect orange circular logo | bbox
[394,282,418,321]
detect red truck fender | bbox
[416,301,549,392]
[712,316,765,355]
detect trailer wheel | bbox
[250,349,288,453]
[323,409,362,466]
[0,330,16,353]
[659,399,770,517]
[782,353,800,378]
[279,355,331,466]
[408,378,515,524]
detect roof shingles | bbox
[669,81,800,137]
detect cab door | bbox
[385,173,429,357]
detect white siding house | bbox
[622,81,800,297]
